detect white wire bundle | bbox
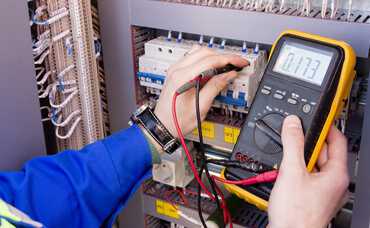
[55,116,82,139]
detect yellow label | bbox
[224,127,241,144]
[192,121,215,139]
[224,127,235,143]
[233,128,241,141]
[155,200,179,219]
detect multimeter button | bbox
[273,93,284,100]
[302,104,312,114]
[261,88,271,95]
[287,98,298,105]
[292,93,300,99]
[276,90,286,95]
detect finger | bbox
[198,71,239,119]
[186,54,249,81]
[168,46,213,75]
[280,115,307,173]
[320,126,348,172]
[317,143,329,170]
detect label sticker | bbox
[156,200,179,219]
[224,127,234,143]
[224,126,241,144]
[233,128,241,142]
[193,121,215,139]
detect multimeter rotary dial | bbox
[253,113,284,154]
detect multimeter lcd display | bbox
[273,41,334,86]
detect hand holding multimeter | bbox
[222,30,356,210]
[268,117,350,228]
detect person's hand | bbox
[268,115,349,228]
[154,46,249,137]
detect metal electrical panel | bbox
[98,0,370,227]
[0,0,46,170]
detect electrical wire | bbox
[197,163,208,228]
[163,189,190,210]
[212,170,278,185]
[51,109,81,127]
[34,50,50,65]
[172,70,278,228]
[40,106,51,122]
[321,0,328,18]
[49,87,78,109]
[57,64,75,79]
[172,92,215,200]
[195,80,223,227]
[330,0,337,19]
[35,68,46,80]
[347,0,353,21]
[48,80,78,108]
[39,83,55,98]
[173,77,233,227]
[37,71,52,85]
[207,159,271,173]
[32,7,69,26]
[55,116,81,139]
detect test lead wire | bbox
[195,80,224,227]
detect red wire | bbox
[172,92,215,201]
[177,189,190,207]
[212,170,278,185]
[213,180,233,228]
[164,189,190,210]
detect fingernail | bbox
[238,57,249,66]
[284,115,302,129]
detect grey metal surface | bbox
[0,0,46,170]
[97,1,145,228]
[131,0,370,58]
[352,69,370,228]
[98,0,137,132]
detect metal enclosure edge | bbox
[97,0,145,228]
[352,60,370,228]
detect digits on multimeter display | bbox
[273,41,334,86]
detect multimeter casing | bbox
[222,30,356,211]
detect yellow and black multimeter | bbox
[221,30,356,211]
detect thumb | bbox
[280,115,307,173]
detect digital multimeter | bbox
[222,30,356,210]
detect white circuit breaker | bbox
[137,36,267,112]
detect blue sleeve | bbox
[0,125,153,228]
